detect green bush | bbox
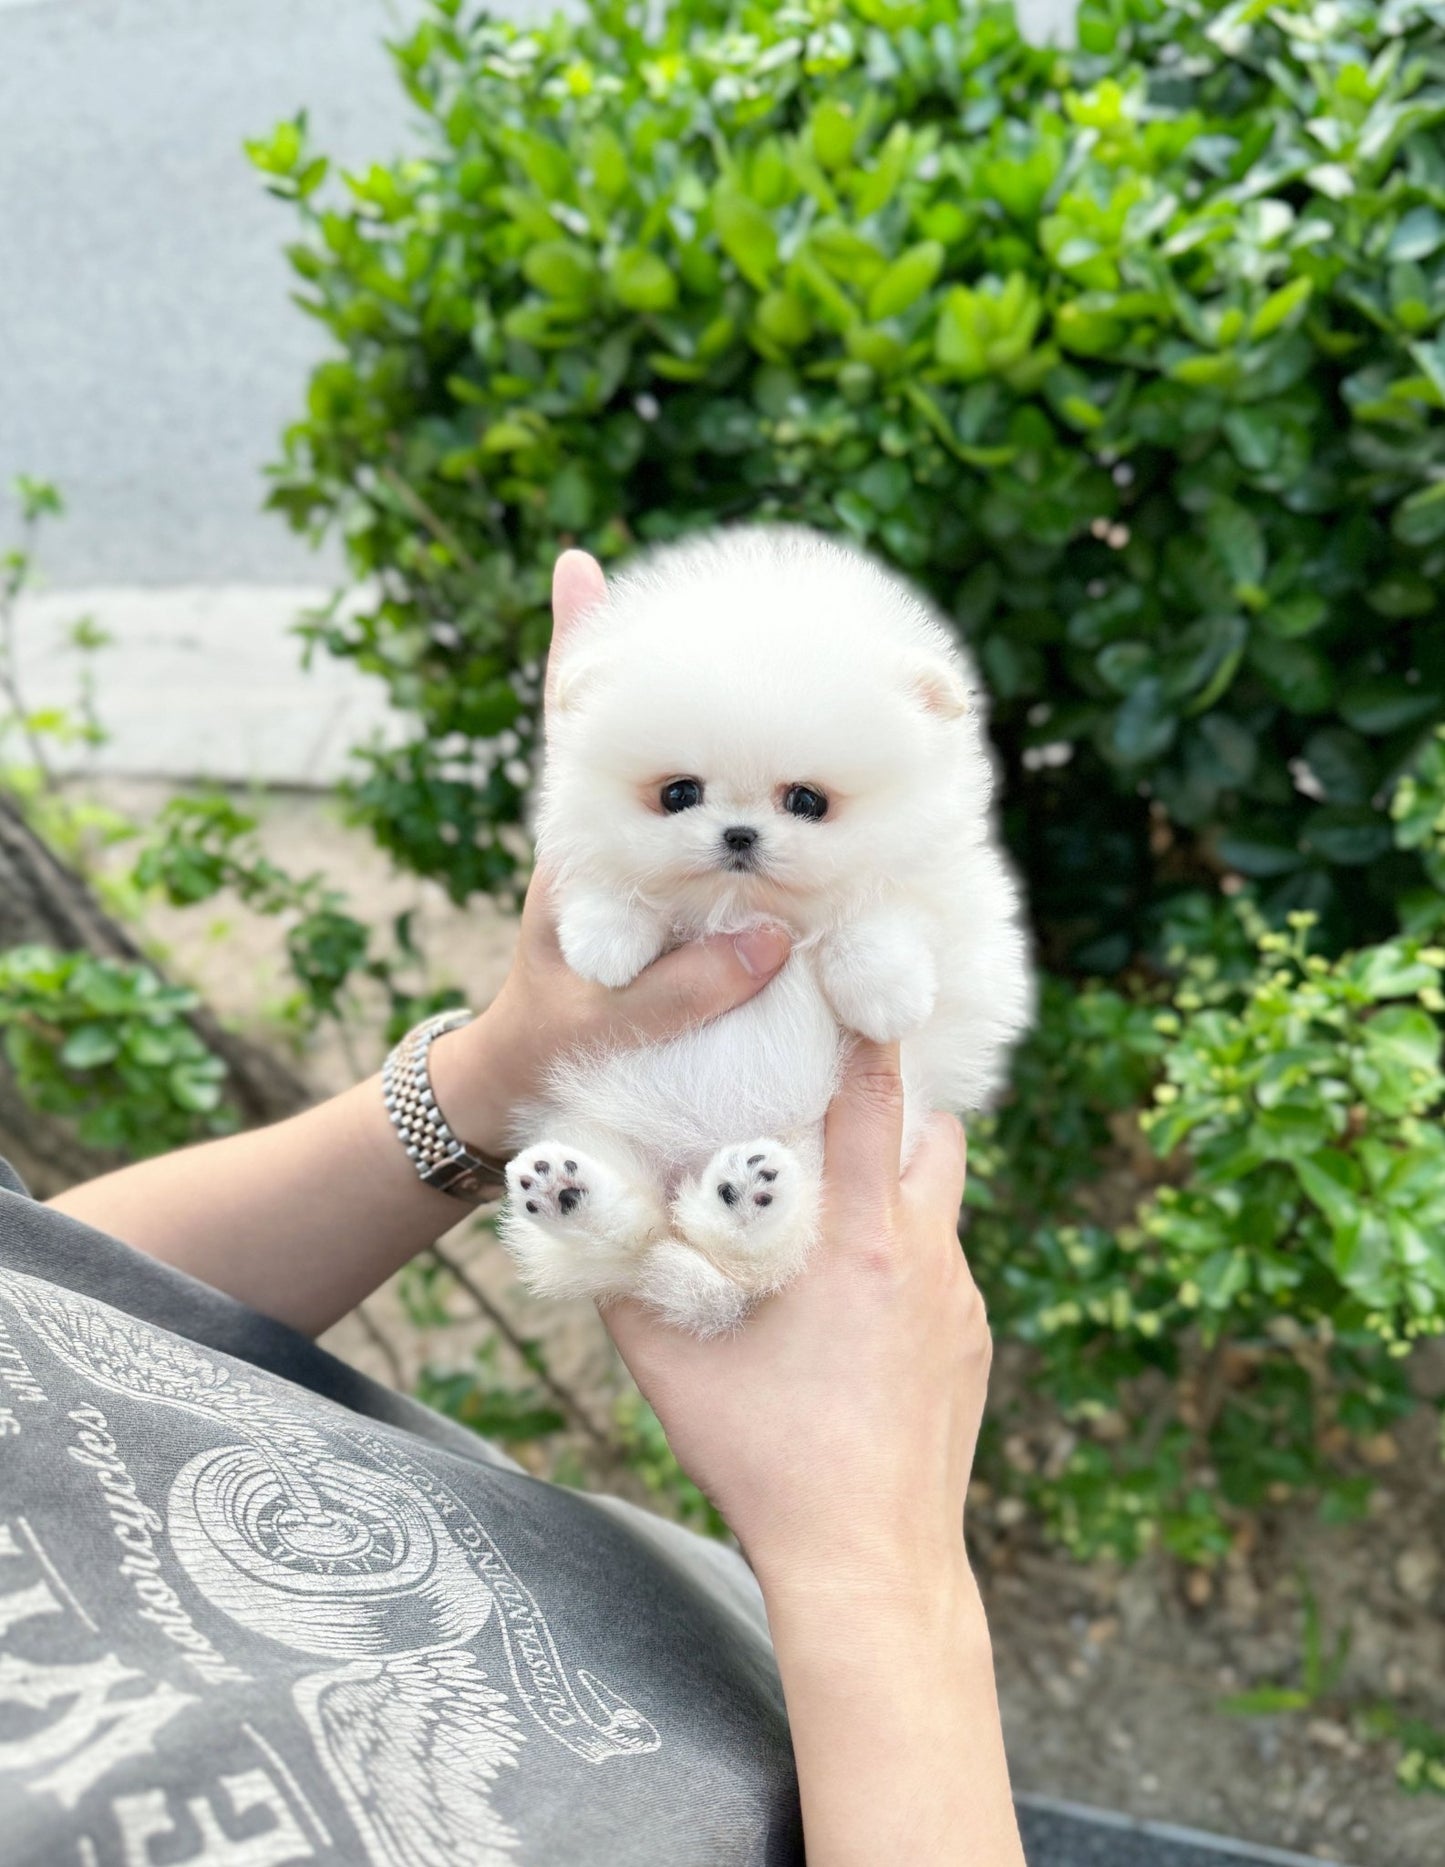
[254,0,1445,964]
[0,947,235,1159]
[972,895,1442,1561]
[244,0,1445,1556]
[0,480,465,1163]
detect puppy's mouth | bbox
[719,850,760,875]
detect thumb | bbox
[609,925,792,1044]
[822,1037,905,1211]
[901,1112,968,1224]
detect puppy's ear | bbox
[907,657,971,721]
[550,649,607,716]
[547,550,608,716]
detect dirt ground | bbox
[87,778,1445,1867]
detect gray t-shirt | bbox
[0,1156,802,1866]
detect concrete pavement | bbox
[0,0,428,586]
[1018,1798,1350,1867]
[0,0,1075,785]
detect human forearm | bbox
[43,1018,510,1336]
[760,1558,1023,1867]
[42,902,790,1333]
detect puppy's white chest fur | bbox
[541,940,846,1186]
[499,526,1033,1336]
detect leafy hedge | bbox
[254,0,1445,966]
[970,889,1444,1560]
[241,0,1445,1561]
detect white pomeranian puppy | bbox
[500,525,1033,1336]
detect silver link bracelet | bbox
[381,1007,509,1204]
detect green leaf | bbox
[1301,806,1392,867]
[1394,482,1445,547]
[586,127,629,202]
[1196,1246,1250,1308]
[1331,1209,1394,1306]
[1363,1006,1441,1075]
[1165,614,1248,713]
[1295,1152,1362,1232]
[1217,826,1306,877]
[1302,729,1372,806]
[1206,501,1266,592]
[866,242,945,322]
[1110,677,1176,765]
[714,190,778,291]
[1255,1101,1335,1159]
[935,291,988,378]
[522,240,595,300]
[1249,637,1332,712]
[1261,591,1327,639]
[168,1062,225,1114]
[811,100,858,173]
[610,248,677,313]
[1349,946,1439,1000]
[754,290,813,349]
[1222,408,1280,471]
[1388,207,1445,262]
[60,1025,121,1070]
[1338,678,1441,735]
[1060,393,1105,431]
[1249,277,1312,340]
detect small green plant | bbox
[1221,1579,1445,1802]
[414,1346,568,1446]
[1,476,129,871]
[1144,913,1445,1358]
[0,477,109,782]
[1,484,460,1129]
[128,790,458,1041]
[1220,1570,1351,1717]
[0,946,235,1158]
[973,893,1443,1562]
[1363,1702,1445,1798]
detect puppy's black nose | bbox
[723,826,758,852]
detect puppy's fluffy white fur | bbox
[500,526,1034,1335]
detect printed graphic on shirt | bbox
[0,1266,660,1866]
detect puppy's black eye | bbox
[661,778,703,813]
[783,785,828,822]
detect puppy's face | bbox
[540,630,975,923]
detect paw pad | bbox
[508,1150,592,1230]
[711,1146,787,1221]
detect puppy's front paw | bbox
[819,915,938,1042]
[555,890,662,990]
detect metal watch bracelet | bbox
[381,1008,509,1204]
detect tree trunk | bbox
[0,789,311,1197]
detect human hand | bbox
[429,550,793,1158]
[603,1037,989,1601]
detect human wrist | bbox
[423,1010,518,1163]
[761,1550,992,1673]
[754,1534,981,1629]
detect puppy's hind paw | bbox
[500,1141,660,1303]
[506,1147,596,1233]
[671,1139,816,1288]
